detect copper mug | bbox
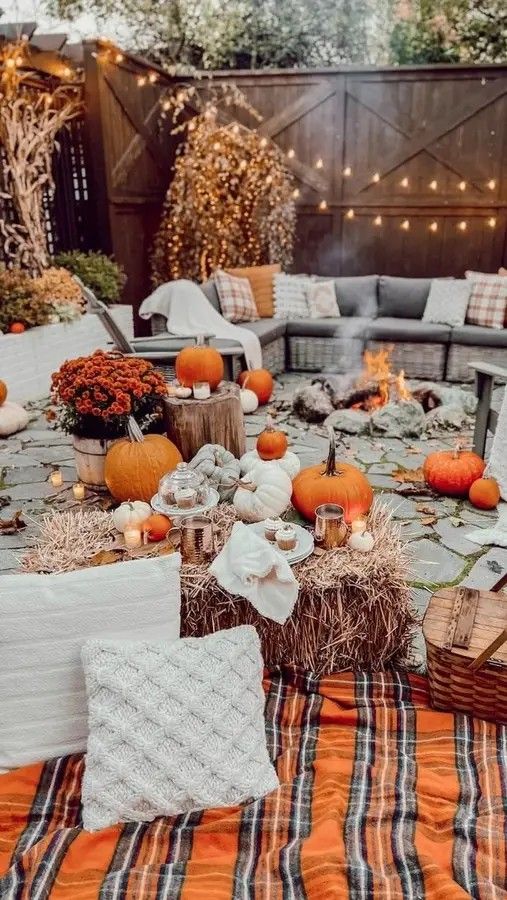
[170,514,215,564]
[314,503,348,550]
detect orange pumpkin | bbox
[237,369,273,405]
[423,447,485,497]
[291,429,373,523]
[143,513,172,542]
[10,322,25,334]
[0,380,7,405]
[105,417,182,502]
[256,415,288,460]
[175,338,224,391]
[468,477,500,510]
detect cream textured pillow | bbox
[81,625,279,831]
[273,273,312,319]
[306,281,340,318]
[422,279,471,327]
[0,555,181,770]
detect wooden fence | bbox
[82,44,507,326]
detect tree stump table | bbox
[163,382,246,461]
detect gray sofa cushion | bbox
[378,276,432,319]
[366,317,451,343]
[450,324,507,348]
[287,317,373,339]
[200,280,221,313]
[316,275,378,317]
[242,319,286,345]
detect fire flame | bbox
[353,346,412,410]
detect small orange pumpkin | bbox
[10,322,25,334]
[143,513,172,542]
[237,369,273,405]
[256,415,288,460]
[105,417,182,502]
[291,429,373,523]
[175,337,224,391]
[0,380,7,405]
[423,446,485,497]
[468,477,500,510]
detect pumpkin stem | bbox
[453,439,464,459]
[126,417,145,443]
[236,476,257,493]
[265,414,275,431]
[325,427,338,476]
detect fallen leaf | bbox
[0,510,26,533]
[44,408,57,422]
[415,504,436,515]
[405,446,422,454]
[88,549,121,567]
[392,466,425,484]
[420,515,438,526]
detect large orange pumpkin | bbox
[468,477,500,510]
[0,380,7,405]
[237,369,273,405]
[175,339,224,391]
[105,417,182,502]
[291,429,373,523]
[423,447,485,497]
[256,415,288,460]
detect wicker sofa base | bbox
[366,340,447,380]
[446,343,507,383]
[287,336,365,372]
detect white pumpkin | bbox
[233,461,292,522]
[240,388,259,414]
[189,444,240,500]
[0,400,29,436]
[240,449,301,479]
[112,500,152,532]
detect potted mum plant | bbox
[51,350,168,489]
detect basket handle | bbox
[469,629,507,672]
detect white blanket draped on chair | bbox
[138,280,263,370]
[467,385,507,548]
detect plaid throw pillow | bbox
[465,271,507,329]
[213,270,259,323]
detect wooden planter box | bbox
[0,307,133,404]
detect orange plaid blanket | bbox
[1,670,506,899]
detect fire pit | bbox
[293,347,477,437]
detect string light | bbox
[343,166,352,177]
[401,219,410,230]
[429,179,437,190]
[15,55,23,66]
[162,100,171,111]
[5,58,15,69]
[315,158,323,169]
[62,66,72,78]
[488,217,496,228]
[137,75,146,87]
[400,177,409,188]
[259,137,268,148]
[213,141,221,151]
[372,172,380,183]
[148,72,158,84]
[266,174,273,185]
[232,124,240,135]
[287,148,295,159]
[239,159,247,170]
[429,221,438,232]
[114,52,124,63]
[458,220,467,231]
[458,180,467,191]
[374,215,382,226]
[319,199,328,211]
[346,208,355,219]
[488,179,496,190]
[292,188,300,199]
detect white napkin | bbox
[209,522,299,624]
[466,502,507,548]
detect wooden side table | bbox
[163,382,246,461]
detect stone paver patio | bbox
[1,373,501,670]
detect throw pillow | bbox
[0,555,181,770]
[465,271,507,329]
[306,280,340,318]
[273,273,312,319]
[81,625,279,831]
[225,264,281,317]
[422,279,471,327]
[213,270,259,323]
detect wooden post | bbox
[82,41,113,256]
[163,383,246,461]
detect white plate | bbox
[248,521,314,566]
[151,488,220,518]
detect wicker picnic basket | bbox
[423,581,507,724]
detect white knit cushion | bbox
[422,279,471,327]
[306,281,340,318]
[273,273,312,318]
[81,625,279,831]
[0,555,181,770]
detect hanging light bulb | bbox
[429,221,438,232]
[372,172,380,183]
[343,166,352,177]
[400,176,409,188]
[319,199,328,211]
[346,208,355,219]
[429,179,437,191]
[458,180,467,191]
[287,148,295,159]
[315,158,323,169]
[487,217,496,228]
[373,215,382,226]
[458,220,467,231]
[292,188,300,199]
[401,219,410,230]
[488,179,496,190]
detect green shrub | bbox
[0,267,51,331]
[53,251,126,305]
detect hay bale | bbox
[181,502,416,674]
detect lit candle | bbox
[124,526,142,549]
[351,518,367,534]
[193,382,211,400]
[50,469,63,488]
[166,381,178,396]
[73,482,85,501]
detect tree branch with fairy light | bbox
[151,83,296,285]
[0,39,81,273]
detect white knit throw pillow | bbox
[81,625,279,831]
[273,273,312,318]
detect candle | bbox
[193,381,211,400]
[72,482,85,500]
[351,518,367,534]
[124,526,142,549]
[166,382,178,396]
[50,469,63,488]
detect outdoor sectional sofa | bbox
[152,275,507,382]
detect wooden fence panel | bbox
[83,51,507,326]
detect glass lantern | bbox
[159,462,208,507]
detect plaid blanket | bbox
[1,670,506,899]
